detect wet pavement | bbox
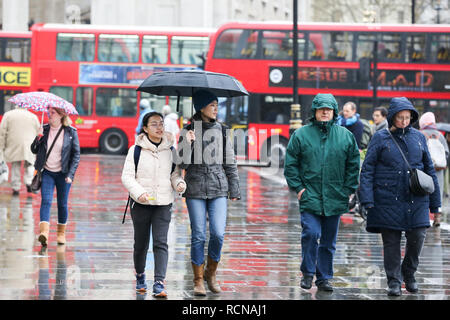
[0,154,449,301]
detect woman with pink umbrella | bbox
[29,104,80,247]
[9,91,80,246]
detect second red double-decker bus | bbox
[205,21,450,166]
[30,23,214,154]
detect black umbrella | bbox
[136,70,249,112]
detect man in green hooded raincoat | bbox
[284,93,360,292]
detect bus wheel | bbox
[262,136,288,167]
[99,128,128,155]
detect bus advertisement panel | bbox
[205,22,450,166]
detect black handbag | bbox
[31,126,64,192]
[386,128,435,196]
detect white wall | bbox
[2,0,29,31]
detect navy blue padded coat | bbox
[359,97,440,233]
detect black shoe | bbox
[300,275,313,289]
[12,190,19,196]
[317,280,333,292]
[387,283,402,296]
[405,280,418,293]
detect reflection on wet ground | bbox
[0,155,449,300]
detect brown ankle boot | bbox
[38,222,49,246]
[192,263,206,296]
[204,256,221,293]
[56,224,66,244]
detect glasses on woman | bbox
[148,121,164,128]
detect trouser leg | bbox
[130,202,152,274]
[151,205,172,282]
[300,212,321,277]
[381,228,402,286]
[24,161,34,186]
[10,161,22,191]
[402,227,427,282]
[316,214,341,284]
[206,197,227,262]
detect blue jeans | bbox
[40,169,72,225]
[300,212,341,284]
[186,197,227,266]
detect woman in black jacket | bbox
[31,107,80,246]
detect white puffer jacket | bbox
[121,132,186,205]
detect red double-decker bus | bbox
[30,23,214,153]
[0,31,32,118]
[205,21,450,165]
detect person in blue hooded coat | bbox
[359,97,440,297]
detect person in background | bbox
[284,93,360,293]
[337,101,364,149]
[359,97,440,296]
[372,106,389,132]
[162,105,180,149]
[135,99,154,137]
[31,107,80,247]
[0,106,40,195]
[122,111,186,297]
[419,111,448,227]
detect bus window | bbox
[213,29,258,59]
[50,86,73,105]
[95,88,137,117]
[261,30,306,60]
[56,33,94,61]
[217,95,248,125]
[378,33,403,61]
[356,33,376,60]
[259,94,291,124]
[141,92,167,113]
[171,36,209,65]
[76,87,93,116]
[431,33,450,63]
[142,35,168,64]
[308,32,352,61]
[0,89,22,114]
[0,38,31,63]
[98,34,139,63]
[169,95,193,121]
[406,34,426,63]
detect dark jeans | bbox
[130,201,172,281]
[300,212,341,284]
[40,169,71,224]
[380,227,427,286]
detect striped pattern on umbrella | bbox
[8,91,78,115]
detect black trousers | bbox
[380,227,427,286]
[130,201,172,281]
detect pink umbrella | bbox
[8,91,78,125]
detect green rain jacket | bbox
[284,94,360,216]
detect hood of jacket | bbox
[135,132,174,151]
[309,93,339,122]
[387,97,419,128]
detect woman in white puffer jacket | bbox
[121,111,186,297]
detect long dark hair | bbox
[139,111,164,135]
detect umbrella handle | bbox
[41,111,44,127]
[176,95,180,113]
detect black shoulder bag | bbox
[31,126,64,192]
[386,128,434,196]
